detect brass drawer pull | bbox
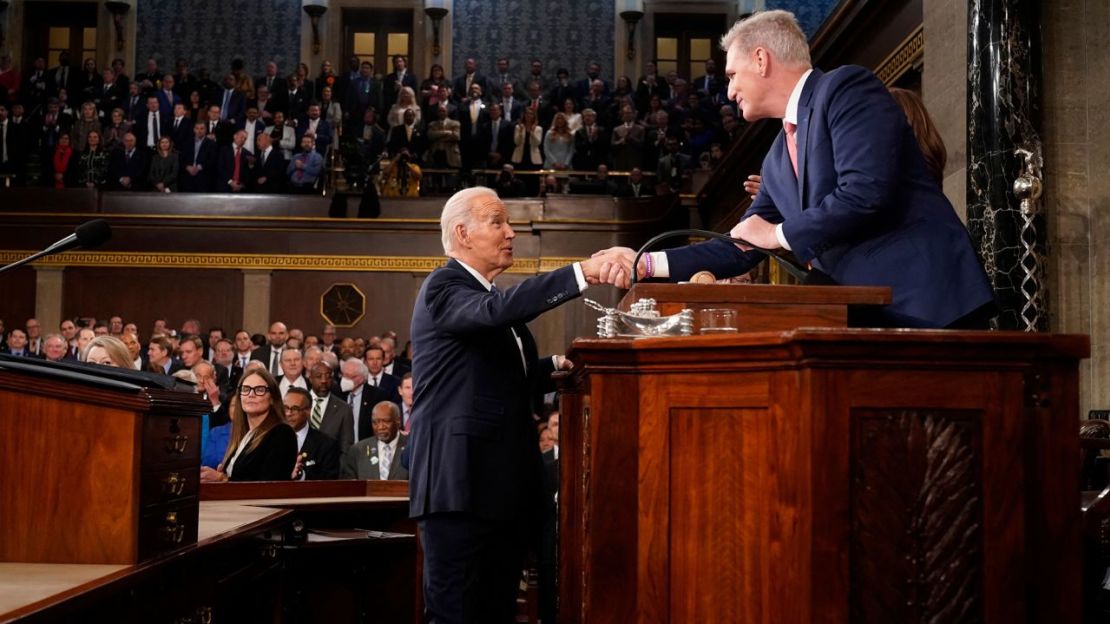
[160,511,186,544]
[162,473,187,496]
[163,434,189,454]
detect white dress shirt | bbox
[279,375,307,397]
[377,435,400,479]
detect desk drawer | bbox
[138,498,199,560]
[141,466,199,508]
[142,415,200,469]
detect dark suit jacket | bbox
[572,125,609,171]
[227,423,297,481]
[312,392,356,450]
[180,136,217,191]
[370,372,403,407]
[665,66,995,328]
[341,434,409,480]
[107,147,150,190]
[251,147,287,193]
[295,118,333,154]
[383,71,418,108]
[452,73,490,102]
[215,88,246,124]
[132,111,169,150]
[386,125,426,159]
[345,77,382,121]
[216,144,254,191]
[168,116,194,152]
[204,119,236,147]
[299,427,340,480]
[255,75,288,108]
[408,259,577,521]
[285,88,310,122]
[342,383,388,444]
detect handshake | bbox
[578,247,644,290]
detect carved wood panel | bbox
[851,409,984,623]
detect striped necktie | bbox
[311,397,325,429]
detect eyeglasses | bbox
[239,385,270,397]
[285,405,309,413]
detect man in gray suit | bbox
[307,361,355,450]
[341,401,408,480]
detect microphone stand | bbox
[629,228,836,286]
[0,246,67,275]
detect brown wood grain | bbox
[557,328,1087,624]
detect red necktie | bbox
[783,121,798,178]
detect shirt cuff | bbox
[775,224,792,251]
[651,251,671,279]
[572,262,589,292]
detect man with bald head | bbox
[408,187,620,622]
[250,321,288,376]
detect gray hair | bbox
[719,10,811,68]
[440,187,499,256]
[373,400,402,424]
[341,356,369,378]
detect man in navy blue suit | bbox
[408,187,618,623]
[596,10,994,329]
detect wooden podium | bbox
[558,285,1088,623]
[0,360,207,564]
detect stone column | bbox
[242,270,273,335]
[967,0,1045,330]
[34,266,65,333]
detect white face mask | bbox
[340,377,356,392]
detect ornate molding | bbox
[0,251,585,274]
[876,26,924,86]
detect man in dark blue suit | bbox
[408,187,618,623]
[595,10,994,329]
[216,73,246,125]
[107,132,149,191]
[294,103,333,155]
[181,121,217,192]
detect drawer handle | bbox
[163,434,189,454]
[162,473,187,496]
[160,511,186,544]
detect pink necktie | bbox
[783,121,798,178]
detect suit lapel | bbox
[794,70,822,211]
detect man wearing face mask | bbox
[339,357,387,444]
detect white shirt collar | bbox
[377,435,399,454]
[295,424,308,450]
[455,258,493,291]
[784,69,813,125]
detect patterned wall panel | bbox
[766,0,841,37]
[451,0,615,84]
[136,0,302,79]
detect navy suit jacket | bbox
[666,66,994,328]
[295,118,333,154]
[369,371,403,408]
[408,259,578,521]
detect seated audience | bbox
[310,361,356,449]
[148,334,184,375]
[201,369,296,482]
[42,334,68,362]
[494,163,526,198]
[285,388,339,480]
[277,348,308,396]
[340,401,409,480]
[387,86,422,129]
[3,329,31,357]
[295,103,332,155]
[269,110,296,160]
[617,167,655,198]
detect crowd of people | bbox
[0,50,741,197]
[0,315,565,482]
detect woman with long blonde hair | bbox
[543,112,575,170]
[388,86,422,128]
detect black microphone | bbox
[0,219,112,275]
[629,228,836,286]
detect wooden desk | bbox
[0,495,417,623]
[558,328,1088,623]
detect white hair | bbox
[440,186,499,256]
[720,10,811,68]
[341,356,369,378]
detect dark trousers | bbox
[419,512,527,624]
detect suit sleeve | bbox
[664,238,766,282]
[340,445,359,479]
[780,67,907,263]
[257,425,297,481]
[424,264,580,334]
[318,437,340,479]
[339,410,354,450]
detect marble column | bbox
[967,0,1046,330]
[34,266,65,333]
